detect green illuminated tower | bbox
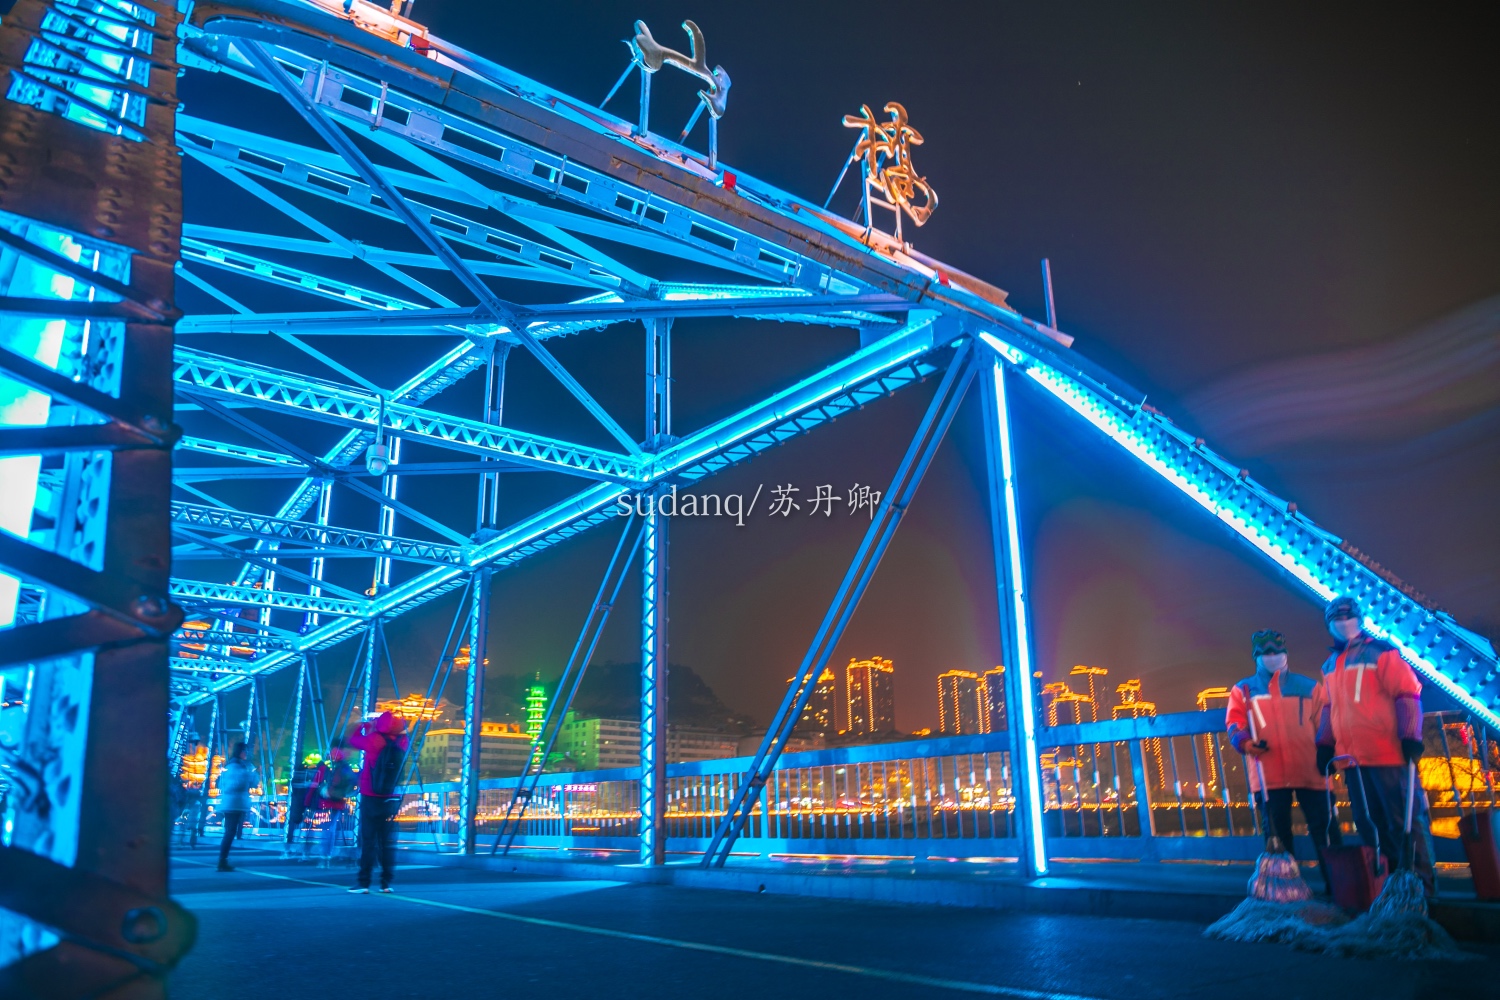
[526,678,546,742]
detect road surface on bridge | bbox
[169,848,1496,999]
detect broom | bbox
[1205,710,1328,944]
[1315,759,1470,960]
[1245,708,1312,902]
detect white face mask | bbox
[1256,652,1288,674]
[1328,617,1361,642]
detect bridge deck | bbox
[170,844,1497,999]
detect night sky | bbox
[184,3,1499,735]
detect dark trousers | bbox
[1258,787,1341,890]
[218,809,246,864]
[284,794,309,843]
[357,795,397,888]
[1347,765,1434,891]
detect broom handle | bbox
[1404,759,1416,835]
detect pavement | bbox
[170,843,1500,1000]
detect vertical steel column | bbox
[640,319,671,864]
[980,359,1048,877]
[375,437,401,591]
[359,620,379,722]
[459,346,506,853]
[640,506,668,864]
[458,572,490,853]
[283,658,306,845]
[305,482,332,633]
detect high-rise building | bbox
[1068,666,1108,722]
[980,666,1006,733]
[937,670,983,735]
[1041,680,1093,726]
[1196,686,1233,790]
[791,666,839,735]
[846,656,895,735]
[1113,679,1165,788]
[416,722,532,782]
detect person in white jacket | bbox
[215,742,257,872]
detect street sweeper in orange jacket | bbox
[1226,629,1340,891]
[1314,595,1434,892]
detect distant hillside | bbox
[483,661,755,733]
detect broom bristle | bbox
[1248,850,1312,903]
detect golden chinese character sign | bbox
[842,101,938,238]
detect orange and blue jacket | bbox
[1225,669,1324,791]
[1314,634,1422,768]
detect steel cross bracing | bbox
[145,1,1500,742]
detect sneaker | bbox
[347,886,369,894]
[216,863,234,872]
[379,886,394,894]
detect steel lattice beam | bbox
[173,348,639,481]
[170,501,466,565]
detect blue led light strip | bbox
[987,361,1048,876]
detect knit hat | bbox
[1251,630,1287,656]
[1325,595,1361,623]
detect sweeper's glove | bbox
[1245,740,1269,756]
[1316,743,1335,775]
[1402,738,1424,764]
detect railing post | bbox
[1128,739,1157,857]
[980,359,1048,877]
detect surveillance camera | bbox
[365,442,391,477]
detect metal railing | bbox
[392,710,1495,863]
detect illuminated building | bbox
[937,670,983,735]
[418,722,531,782]
[376,693,443,722]
[980,666,1006,733]
[1069,666,1108,722]
[526,679,547,741]
[790,666,839,735]
[1112,679,1165,788]
[452,642,488,670]
[556,714,738,768]
[846,657,895,735]
[1040,681,1092,727]
[1196,687,1232,790]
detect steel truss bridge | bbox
[0,0,1496,991]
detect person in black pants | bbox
[214,742,256,872]
[346,711,409,893]
[1226,631,1342,892]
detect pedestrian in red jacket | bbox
[1226,629,1342,892]
[346,711,409,893]
[1314,595,1434,892]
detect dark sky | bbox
[189,3,1499,734]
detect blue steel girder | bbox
[178,434,306,469]
[170,578,366,618]
[172,348,640,481]
[182,36,839,293]
[173,293,911,337]
[177,116,638,296]
[170,500,467,565]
